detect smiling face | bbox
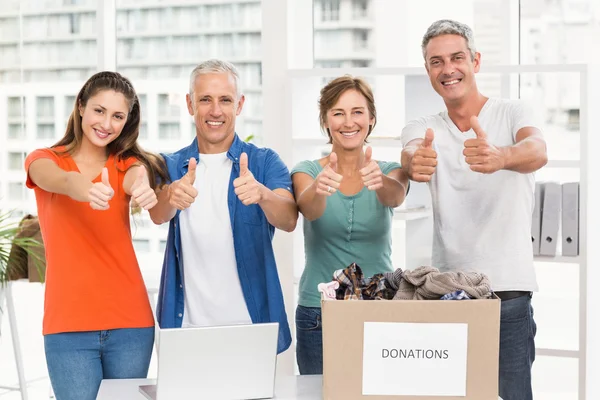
[186,72,244,154]
[424,34,481,105]
[326,89,374,151]
[78,89,129,150]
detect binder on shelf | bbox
[561,182,580,256]
[531,182,544,255]
[539,182,561,256]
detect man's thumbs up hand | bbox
[408,129,438,182]
[234,152,265,206]
[463,116,505,174]
[168,158,199,210]
[183,157,197,185]
[239,152,250,176]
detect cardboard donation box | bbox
[321,296,501,400]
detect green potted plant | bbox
[0,210,44,338]
[0,210,45,286]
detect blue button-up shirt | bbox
[156,134,292,353]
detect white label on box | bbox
[362,322,468,396]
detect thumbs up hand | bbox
[233,152,265,206]
[239,152,250,177]
[89,167,114,210]
[463,116,505,174]
[408,128,437,182]
[315,152,343,196]
[130,165,158,210]
[168,157,198,210]
[359,146,383,191]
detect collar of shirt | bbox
[179,133,245,177]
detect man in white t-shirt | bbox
[150,59,298,354]
[401,20,548,400]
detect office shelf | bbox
[394,207,432,221]
[534,255,581,264]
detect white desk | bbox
[97,375,323,399]
[98,375,503,399]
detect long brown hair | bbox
[54,71,168,189]
[318,75,377,144]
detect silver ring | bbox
[327,186,332,193]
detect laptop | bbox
[139,322,279,400]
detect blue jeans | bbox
[498,293,537,400]
[44,327,154,400]
[295,305,323,375]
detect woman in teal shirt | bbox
[291,75,409,374]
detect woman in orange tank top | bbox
[25,71,168,400]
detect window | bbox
[352,0,369,19]
[158,94,180,119]
[8,182,24,201]
[158,123,180,140]
[8,152,26,171]
[519,0,598,161]
[351,60,370,68]
[353,31,369,50]
[319,0,340,22]
[65,95,76,118]
[8,123,25,140]
[69,13,81,34]
[315,61,341,68]
[8,96,25,118]
[5,5,97,83]
[116,1,264,141]
[159,240,167,253]
[37,96,55,119]
[138,94,147,117]
[37,124,56,140]
[139,123,148,140]
[132,239,150,253]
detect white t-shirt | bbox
[180,152,252,327]
[401,98,538,291]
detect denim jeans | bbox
[44,327,154,400]
[498,293,537,400]
[295,305,323,375]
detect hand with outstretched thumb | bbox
[89,167,114,210]
[363,146,372,167]
[464,115,505,174]
[315,152,342,196]
[101,167,110,187]
[470,116,487,139]
[131,165,158,210]
[360,146,383,191]
[240,152,250,176]
[328,152,338,171]
[168,158,198,210]
[421,128,434,148]
[133,165,146,186]
[183,157,197,185]
[407,128,437,182]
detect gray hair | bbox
[421,19,477,61]
[188,59,242,99]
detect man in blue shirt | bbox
[149,59,297,353]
